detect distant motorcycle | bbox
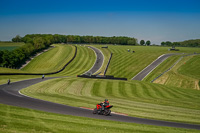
[93,103,113,116]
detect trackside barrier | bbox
[103,53,113,75]
[77,75,127,81]
[0,46,77,75]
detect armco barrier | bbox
[77,75,127,81]
[103,53,113,75]
[0,45,77,75]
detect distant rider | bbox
[7,79,10,85]
[42,74,45,79]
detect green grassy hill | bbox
[1,104,197,133]
[106,46,200,80]
[55,45,96,76]
[22,44,75,73]
[21,77,200,125]
[1,44,200,132]
[151,54,200,89]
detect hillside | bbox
[21,77,200,124]
[1,44,200,132]
[151,54,200,89]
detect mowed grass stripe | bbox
[106,45,200,80]
[21,77,200,124]
[1,104,198,133]
[22,44,74,73]
[178,55,200,79]
[57,45,96,76]
[153,55,200,89]
[144,55,181,82]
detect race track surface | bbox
[83,46,104,75]
[0,78,200,130]
[132,54,176,80]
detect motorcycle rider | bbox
[101,99,109,111]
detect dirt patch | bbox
[195,80,200,90]
[154,74,169,84]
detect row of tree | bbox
[13,34,138,45]
[1,35,53,68]
[161,39,200,47]
[139,40,151,46]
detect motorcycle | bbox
[93,103,113,116]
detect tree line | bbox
[0,34,53,68]
[0,34,138,68]
[161,39,200,47]
[13,34,138,45]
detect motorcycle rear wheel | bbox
[104,110,111,116]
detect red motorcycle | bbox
[93,103,113,116]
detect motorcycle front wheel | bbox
[93,108,97,114]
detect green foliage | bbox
[12,35,22,42]
[19,34,138,45]
[0,43,37,68]
[140,40,145,45]
[146,40,151,46]
[161,39,200,47]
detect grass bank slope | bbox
[153,54,200,90]
[105,46,174,79]
[1,104,196,133]
[178,55,200,79]
[105,46,200,80]
[22,44,75,73]
[21,77,200,124]
[143,55,182,82]
[55,45,96,76]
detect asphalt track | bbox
[0,78,200,130]
[132,53,177,80]
[83,46,104,75]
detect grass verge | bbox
[21,77,200,125]
[153,55,200,89]
[0,104,199,133]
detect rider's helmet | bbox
[105,99,108,103]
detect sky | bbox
[0,0,200,45]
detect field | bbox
[55,45,96,76]
[22,44,76,73]
[0,42,25,51]
[1,44,200,132]
[149,54,200,89]
[1,104,197,133]
[21,77,200,125]
[95,45,200,79]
